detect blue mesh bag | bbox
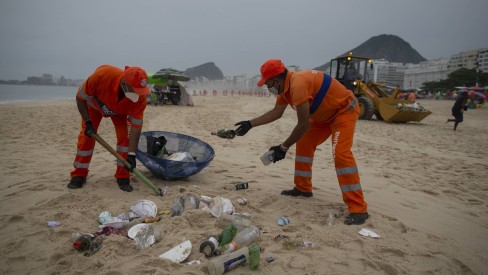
[136,131,215,180]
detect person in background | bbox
[447,90,469,131]
[408,91,416,102]
[234,59,369,225]
[343,62,358,91]
[68,65,151,192]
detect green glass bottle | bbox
[218,223,237,248]
[248,243,260,270]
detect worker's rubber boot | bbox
[281,188,313,197]
[67,176,86,189]
[344,213,369,225]
[117,178,133,192]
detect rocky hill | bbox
[314,34,426,71]
[184,62,224,80]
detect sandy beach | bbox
[0,95,487,274]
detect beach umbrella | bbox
[146,73,167,86]
[152,68,190,82]
[467,86,483,91]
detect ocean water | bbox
[0,84,78,104]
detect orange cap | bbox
[123,66,151,95]
[257,59,286,87]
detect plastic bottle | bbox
[171,196,185,217]
[219,223,237,248]
[199,235,220,258]
[121,217,145,230]
[207,246,249,275]
[260,150,274,165]
[217,213,252,231]
[211,129,236,139]
[326,212,335,226]
[184,193,199,210]
[248,243,261,271]
[223,225,260,253]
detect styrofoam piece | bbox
[128,223,151,239]
[159,240,192,263]
[358,228,381,238]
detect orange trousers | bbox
[70,107,130,180]
[294,105,367,213]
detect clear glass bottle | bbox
[326,212,335,226]
[216,212,252,231]
[223,225,260,253]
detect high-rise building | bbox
[372,59,408,88]
[403,59,449,90]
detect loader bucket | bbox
[377,98,431,123]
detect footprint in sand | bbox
[390,220,408,233]
[341,239,364,250]
[467,199,483,205]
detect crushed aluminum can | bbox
[235,182,249,190]
[277,216,291,226]
[265,256,275,263]
[301,241,315,248]
[236,197,248,206]
[160,187,169,196]
[48,221,60,227]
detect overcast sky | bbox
[1,0,487,80]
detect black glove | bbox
[125,154,136,172]
[269,144,287,163]
[235,120,252,136]
[84,119,96,137]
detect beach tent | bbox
[177,81,194,106]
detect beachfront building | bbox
[403,58,449,90]
[372,59,408,88]
[447,48,487,72]
[478,48,488,73]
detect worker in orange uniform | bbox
[68,65,151,192]
[234,59,368,225]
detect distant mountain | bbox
[314,34,426,71]
[184,62,224,80]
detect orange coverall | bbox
[70,65,146,180]
[277,70,367,213]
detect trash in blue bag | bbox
[136,131,215,180]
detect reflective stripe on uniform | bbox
[73,161,90,169]
[348,97,357,110]
[77,149,93,157]
[117,160,126,167]
[79,88,97,109]
[295,170,312,178]
[129,116,143,126]
[296,156,313,164]
[340,183,362,192]
[336,166,358,176]
[117,146,129,153]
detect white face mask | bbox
[125,92,140,102]
[268,86,279,95]
[122,81,140,102]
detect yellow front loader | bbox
[327,53,431,123]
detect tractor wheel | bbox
[357,96,374,120]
